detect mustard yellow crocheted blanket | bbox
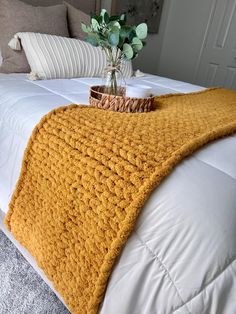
[5,88,236,313]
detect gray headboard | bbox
[22,0,101,14]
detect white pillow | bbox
[11,32,133,80]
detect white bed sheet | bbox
[1,73,236,314]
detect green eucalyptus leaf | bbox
[104,12,110,24]
[108,26,120,46]
[111,25,120,33]
[100,9,107,17]
[129,29,137,42]
[91,15,103,27]
[109,34,119,46]
[136,23,148,39]
[118,36,125,49]
[132,37,143,51]
[86,33,100,47]
[109,21,121,29]
[120,13,126,22]
[81,23,90,33]
[120,25,133,38]
[123,43,134,59]
[94,15,103,24]
[91,18,99,31]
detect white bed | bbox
[0,73,236,313]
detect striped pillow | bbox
[11,32,133,80]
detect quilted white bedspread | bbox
[0,73,236,313]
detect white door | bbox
[195,0,236,90]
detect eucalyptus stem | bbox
[105,47,120,95]
[111,69,117,95]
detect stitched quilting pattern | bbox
[5,88,236,313]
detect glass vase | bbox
[103,49,125,96]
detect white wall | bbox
[158,0,214,83]
[101,0,112,12]
[133,0,172,74]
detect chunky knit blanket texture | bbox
[5,88,236,313]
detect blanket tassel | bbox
[8,35,22,51]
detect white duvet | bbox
[0,73,236,313]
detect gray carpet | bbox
[0,230,70,314]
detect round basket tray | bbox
[89,85,154,113]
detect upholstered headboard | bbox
[22,0,100,14]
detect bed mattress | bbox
[0,73,236,313]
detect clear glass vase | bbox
[103,49,125,96]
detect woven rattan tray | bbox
[89,85,154,113]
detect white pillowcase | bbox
[12,32,133,80]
